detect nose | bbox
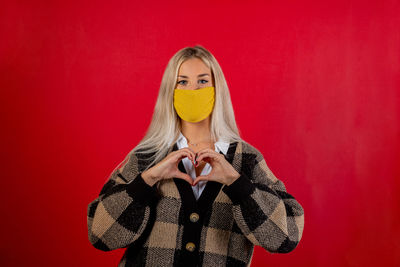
[187,83,200,90]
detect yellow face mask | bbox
[173,86,215,123]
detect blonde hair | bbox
[114,45,243,174]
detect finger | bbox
[195,148,215,158]
[181,146,196,156]
[196,151,220,164]
[175,150,195,165]
[192,175,211,186]
[180,147,196,158]
[177,149,196,164]
[196,148,220,160]
[174,171,193,185]
[175,151,190,162]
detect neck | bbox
[180,117,213,144]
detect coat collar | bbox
[176,131,230,156]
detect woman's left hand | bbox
[192,148,241,186]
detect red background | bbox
[1,0,399,266]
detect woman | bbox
[87,45,305,267]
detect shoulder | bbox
[238,140,280,185]
[235,140,267,176]
[118,149,156,175]
[238,140,265,162]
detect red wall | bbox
[1,0,399,266]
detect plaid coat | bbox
[87,140,305,266]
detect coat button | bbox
[189,212,199,222]
[185,242,196,252]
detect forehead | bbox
[178,58,211,75]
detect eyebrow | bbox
[178,73,210,78]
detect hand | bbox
[192,148,241,186]
[141,148,196,186]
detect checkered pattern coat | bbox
[87,140,305,266]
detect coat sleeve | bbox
[222,145,304,253]
[87,152,160,251]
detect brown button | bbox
[185,242,196,252]
[189,212,199,222]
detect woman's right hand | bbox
[141,148,196,186]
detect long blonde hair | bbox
[115,45,243,173]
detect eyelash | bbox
[177,80,208,85]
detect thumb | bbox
[175,171,193,185]
[193,175,209,186]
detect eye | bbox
[199,79,208,84]
[177,80,187,85]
